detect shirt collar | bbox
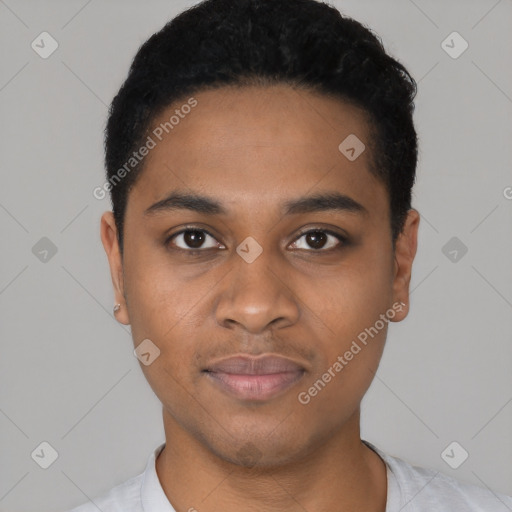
[141,442,176,512]
[141,440,398,511]
[362,439,401,510]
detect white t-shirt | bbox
[66,440,512,511]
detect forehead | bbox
[128,84,387,219]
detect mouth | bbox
[202,354,306,401]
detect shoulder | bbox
[382,447,512,511]
[64,472,143,512]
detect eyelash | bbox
[165,226,348,254]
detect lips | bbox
[206,355,304,375]
[203,355,305,401]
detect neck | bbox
[155,409,387,512]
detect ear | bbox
[390,208,420,322]
[100,211,130,325]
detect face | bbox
[101,84,419,467]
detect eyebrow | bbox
[143,191,368,217]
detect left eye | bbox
[290,230,346,251]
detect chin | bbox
[201,427,311,469]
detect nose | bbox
[215,249,300,334]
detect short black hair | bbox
[104,0,417,255]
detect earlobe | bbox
[390,208,420,322]
[100,211,131,325]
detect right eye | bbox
[166,228,225,252]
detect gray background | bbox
[1,0,511,510]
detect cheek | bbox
[122,249,213,379]
[297,322,388,423]
[299,248,393,393]
[122,242,186,333]
[305,255,393,338]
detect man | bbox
[70,0,512,510]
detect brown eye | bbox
[290,229,346,251]
[305,231,328,249]
[168,229,221,251]
[183,230,206,249]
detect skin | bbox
[101,84,419,512]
